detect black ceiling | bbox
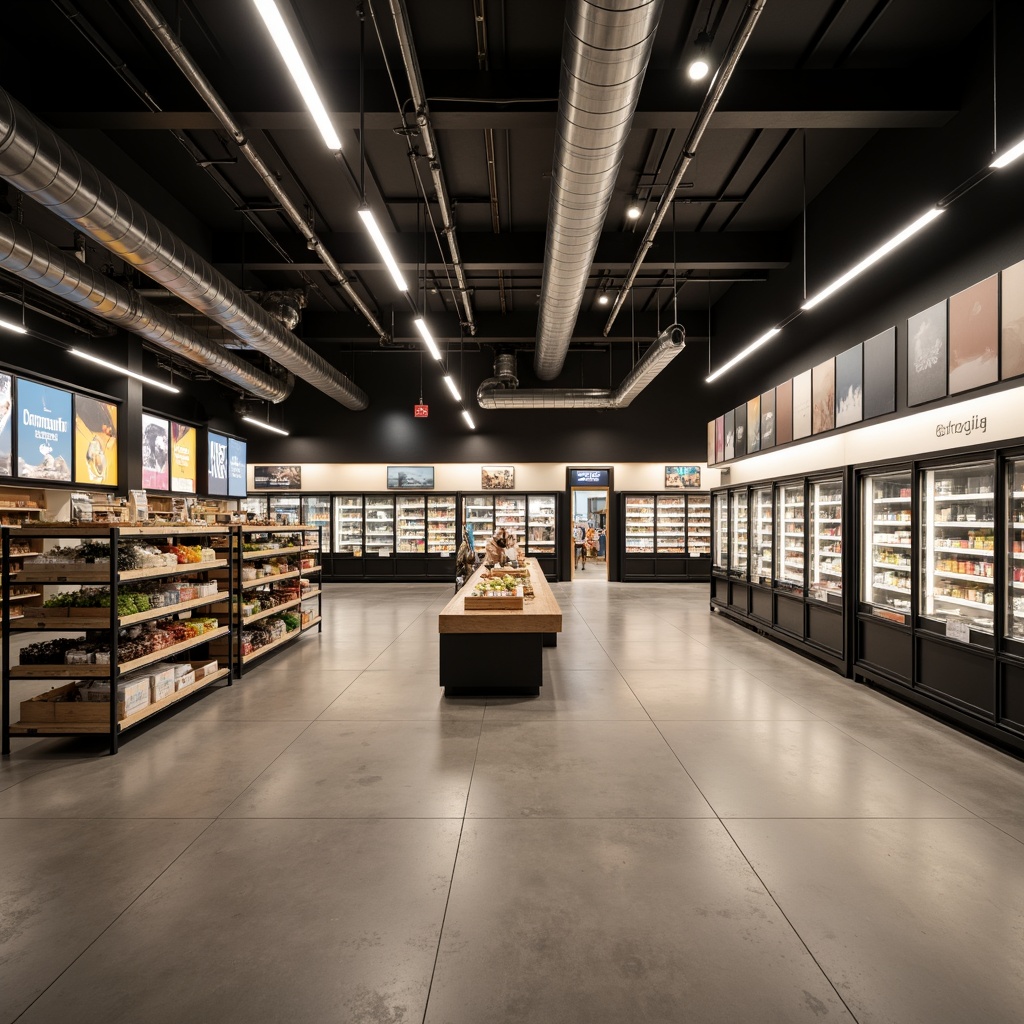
[0,0,1003,372]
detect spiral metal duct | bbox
[478,325,684,409]
[0,214,292,403]
[534,0,664,381]
[0,86,368,410]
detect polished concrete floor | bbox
[3,580,1024,1023]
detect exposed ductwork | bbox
[0,213,293,404]
[478,324,684,409]
[476,350,520,395]
[0,86,369,411]
[534,0,665,381]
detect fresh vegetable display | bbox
[473,574,519,594]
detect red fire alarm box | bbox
[414,404,429,418]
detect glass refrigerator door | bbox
[625,495,655,553]
[776,483,805,590]
[462,496,494,558]
[268,494,301,525]
[527,494,556,554]
[334,495,363,556]
[364,495,395,556]
[301,495,331,552]
[712,492,728,571]
[920,462,995,640]
[686,494,711,555]
[861,470,912,621]
[751,486,773,585]
[730,489,748,578]
[1009,460,1024,641]
[809,477,843,603]
[395,494,426,553]
[427,494,457,555]
[240,496,267,519]
[656,495,687,553]
[494,496,527,548]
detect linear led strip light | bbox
[241,415,290,436]
[252,0,341,151]
[991,137,1024,169]
[0,316,27,334]
[358,207,409,293]
[705,328,780,383]
[71,348,180,393]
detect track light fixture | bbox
[597,293,609,306]
[626,202,641,220]
[687,29,713,81]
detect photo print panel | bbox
[812,359,836,434]
[1002,258,1024,380]
[707,420,716,464]
[907,299,947,405]
[948,275,998,394]
[724,408,735,461]
[835,343,863,427]
[792,370,812,439]
[733,404,746,457]
[715,416,725,463]
[747,395,761,453]
[775,379,793,445]
[760,388,776,449]
[863,327,896,419]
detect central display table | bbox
[437,559,562,696]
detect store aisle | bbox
[3,583,1024,1023]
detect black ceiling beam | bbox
[212,230,790,273]
[40,68,958,133]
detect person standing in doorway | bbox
[573,521,586,570]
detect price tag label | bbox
[946,618,971,643]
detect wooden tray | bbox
[463,593,524,610]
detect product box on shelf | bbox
[174,669,196,691]
[83,677,151,716]
[194,660,220,680]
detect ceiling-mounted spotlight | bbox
[597,293,609,306]
[626,202,641,220]
[687,29,713,81]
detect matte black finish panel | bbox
[808,602,844,654]
[626,557,657,576]
[332,557,365,578]
[711,575,728,604]
[729,582,749,613]
[999,662,1024,733]
[917,636,995,717]
[775,594,805,636]
[440,632,541,696]
[364,559,397,578]
[751,586,772,622]
[857,615,912,683]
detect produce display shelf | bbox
[240,545,311,560]
[301,615,322,631]
[18,559,229,584]
[300,565,322,575]
[13,590,228,630]
[241,569,300,590]
[7,525,231,537]
[241,597,302,626]
[241,628,302,665]
[4,591,42,602]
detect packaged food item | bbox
[175,669,196,691]
[84,677,151,716]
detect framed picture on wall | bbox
[387,465,434,489]
[863,327,896,419]
[707,420,716,465]
[481,465,514,489]
[792,369,812,439]
[907,299,947,405]
[715,416,725,463]
[760,388,776,449]
[747,395,761,453]
[1002,259,1024,380]
[812,358,835,434]
[775,379,793,445]
[835,343,863,427]
[724,408,735,461]
[948,275,998,394]
[0,372,13,477]
[665,465,701,489]
[733,404,746,457]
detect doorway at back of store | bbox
[571,487,608,580]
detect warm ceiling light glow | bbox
[802,207,944,311]
[241,415,290,436]
[705,327,781,383]
[442,375,461,401]
[626,204,641,220]
[687,58,710,81]
[990,137,1024,169]
[252,0,341,151]
[597,293,609,306]
[462,409,475,429]
[70,348,180,392]
[0,316,27,334]
[358,207,409,292]
[413,317,441,360]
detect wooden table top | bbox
[438,559,562,635]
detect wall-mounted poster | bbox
[733,404,746,457]
[760,388,776,449]
[724,408,735,460]
[253,465,301,489]
[835,343,863,428]
[665,466,701,489]
[74,395,118,487]
[170,421,197,493]
[141,413,169,490]
[715,416,724,463]
[707,421,716,465]
[812,358,835,434]
[775,378,793,445]
[948,274,998,394]
[863,327,896,419]
[228,437,247,497]
[1002,258,1024,380]
[907,299,947,406]
[387,465,434,489]
[481,465,514,489]
[17,378,72,481]
[0,373,12,477]
[747,396,761,453]
[792,369,812,439]
[207,431,228,496]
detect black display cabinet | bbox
[619,492,711,581]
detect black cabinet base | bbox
[440,632,542,697]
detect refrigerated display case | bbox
[861,470,912,622]
[427,495,457,555]
[810,477,843,603]
[687,494,711,556]
[395,494,426,553]
[240,496,267,519]
[920,461,995,642]
[776,482,805,591]
[527,495,556,555]
[729,489,748,578]
[364,495,395,556]
[712,490,728,574]
[625,495,655,554]
[494,495,527,541]
[620,492,712,580]
[334,495,364,556]
[1008,459,1024,642]
[301,495,332,552]
[751,485,773,586]
[656,496,687,553]
[268,494,301,525]
[462,495,495,558]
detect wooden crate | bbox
[463,594,524,610]
[18,683,136,723]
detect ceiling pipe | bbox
[126,0,388,344]
[0,213,293,403]
[534,0,665,381]
[386,0,477,335]
[478,324,684,409]
[604,0,768,335]
[0,85,368,410]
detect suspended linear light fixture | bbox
[413,317,441,360]
[442,375,461,401]
[70,348,180,392]
[251,0,342,150]
[461,409,475,429]
[357,206,409,293]
[241,415,290,436]
[0,316,26,334]
[705,327,780,383]
[991,137,1024,169]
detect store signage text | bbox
[935,413,987,440]
[571,468,609,486]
